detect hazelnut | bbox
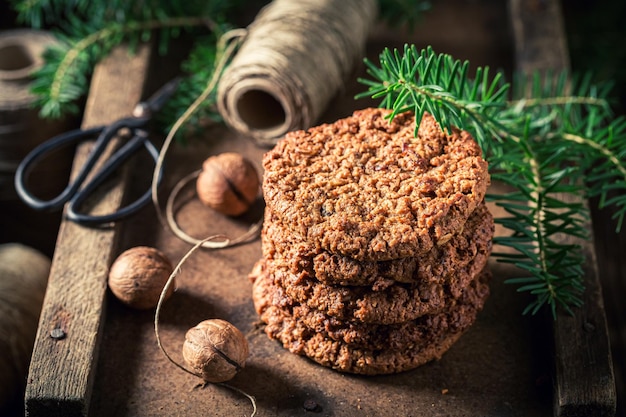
[182,319,249,383]
[108,246,174,310]
[196,152,259,216]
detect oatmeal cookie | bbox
[251,241,489,325]
[251,267,492,375]
[262,108,490,261]
[263,202,493,290]
[252,265,490,351]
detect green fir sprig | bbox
[357,44,626,317]
[33,16,214,118]
[377,0,431,30]
[154,30,229,138]
[12,0,431,134]
[10,0,247,122]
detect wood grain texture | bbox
[509,0,617,415]
[23,1,619,416]
[86,3,557,416]
[592,200,626,417]
[24,44,151,417]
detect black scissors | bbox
[15,77,180,226]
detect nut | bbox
[196,152,259,216]
[108,246,174,310]
[182,319,249,383]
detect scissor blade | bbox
[143,77,182,113]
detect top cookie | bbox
[263,108,490,261]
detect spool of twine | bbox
[0,243,50,413]
[217,0,378,146]
[0,29,70,200]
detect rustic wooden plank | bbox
[550,195,616,417]
[29,2,619,416]
[591,202,626,417]
[509,0,570,74]
[24,44,152,417]
[87,3,556,416]
[508,1,617,416]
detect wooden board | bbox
[24,1,617,416]
[88,135,556,417]
[24,45,152,416]
[509,1,616,415]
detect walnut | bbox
[196,152,260,216]
[107,246,174,310]
[182,319,249,383]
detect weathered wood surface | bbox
[88,2,551,416]
[24,45,152,417]
[24,0,619,416]
[592,201,626,417]
[509,1,617,416]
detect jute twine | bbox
[0,29,69,200]
[0,29,58,168]
[151,31,264,250]
[0,30,53,106]
[0,243,50,411]
[217,0,378,146]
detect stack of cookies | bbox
[249,108,494,375]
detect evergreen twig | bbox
[14,0,431,130]
[357,44,626,317]
[10,0,247,124]
[34,16,212,118]
[377,0,431,30]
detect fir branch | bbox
[358,45,626,317]
[32,16,211,119]
[156,28,232,138]
[357,45,511,155]
[11,0,248,122]
[377,0,431,30]
[507,69,626,231]
[488,132,589,316]
[10,0,240,29]
[561,121,626,231]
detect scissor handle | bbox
[15,116,153,218]
[65,130,162,225]
[14,125,107,211]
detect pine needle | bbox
[358,45,626,317]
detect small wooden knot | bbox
[583,321,596,333]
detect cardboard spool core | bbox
[0,42,37,80]
[223,77,295,143]
[236,89,287,131]
[216,0,377,146]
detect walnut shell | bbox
[108,246,174,310]
[196,152,259,216]
[182,319,249,383]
